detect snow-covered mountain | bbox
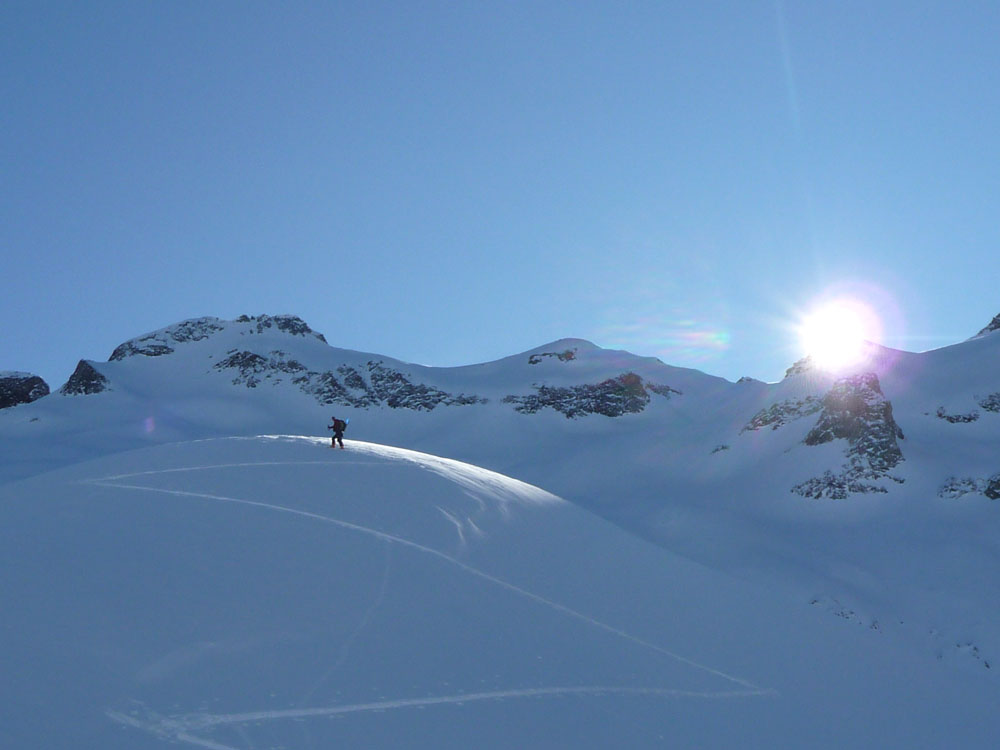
[2,312,1000,747]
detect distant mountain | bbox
[2,310,1000,744]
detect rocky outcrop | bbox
[215,351,484,411]
[303,362,485,410]
[939,474,1000,501]
[528,349,577,365]
[110,315,326,361]
[215,350,308,388]
[234,314,327,343]
[60,361,110,395]
[936,407,980,424]
[974,313,1000,338]
[0,372,50,409]
[742,397,822,433]
[110,317,227,360]
[793,373,905,499]
[503,373,680,419]
[977,393,1000,413]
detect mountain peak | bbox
[108,314,327,362]
[973,312,1000,339]
[0,372,50,409]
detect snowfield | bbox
[2,435,998,748]
[3,314,1000,747]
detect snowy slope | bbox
[3,313,1000,746]
[0,315,730,484]
[2,436,997,749]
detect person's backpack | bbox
[333,418,347,432]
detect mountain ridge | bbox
[2,312,1000,745]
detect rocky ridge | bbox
[741,396,822,433]
[503,373,680,419]
[60,361,110,395]
[0,373,50,409]
[110,315,325,361]
[939,475,1000,501]
[974,313,1000,339]
[793,373,905,499]
[215,350,485,411]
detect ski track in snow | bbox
[298,541,394,707]
[87,436,775,747]
[109,686,768,749]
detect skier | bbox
[328,416,347,449]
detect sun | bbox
[798,299,879,371]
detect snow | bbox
[3,314,1000,746]
[3,435,998,748]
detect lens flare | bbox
[798,298,881,371]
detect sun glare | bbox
[798,299,879,371]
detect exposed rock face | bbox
[0,373,50,409]
[216,354,682,418]
[742,397,822,433]
[528,349,577,365]
[234,314,327,343]
[936,407,980,424]
[974,313,1000,338]
[977,393,1000,413]
[503,373,680,419]
[110,315,326,361]
[215,352,484,411]
[110,317,227,360]
[940,474,1000,501]
[794,373,905,499]
[60,361,110,395]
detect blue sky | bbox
[3,1,999,387]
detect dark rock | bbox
[794,470,889,500]
[110,340,175,361]
[0,373,50,409]
[215,350,308,388]
[936,407,980,424]
[985,475,1000,500]
[366,361,483,410]
[975,313,1000,338]
[804,374,904,448]
[977,393,1000,413]
[529,349,577,365]
[647,383,682,398]
[110,317,226,360]
[303,372,355,406]
[504,372,676,418]
[214,352,484,411]
[237,314,327,343]
[939,474,1000,500]
[742,397,822,433]
[794,373,905,498]
[939,477,982,499]
[60,361,110,395]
